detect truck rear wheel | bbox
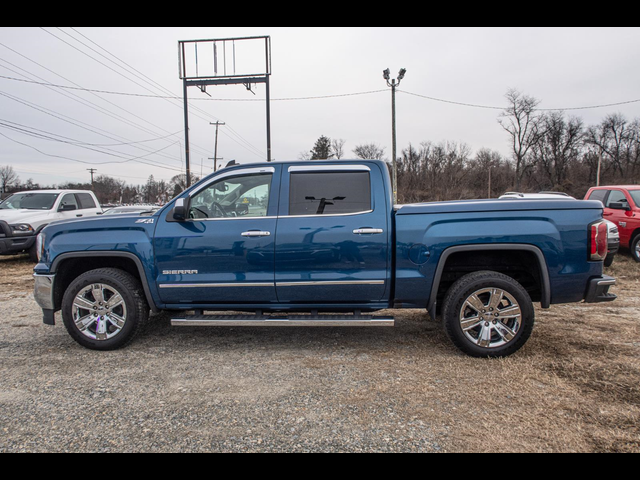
[61,268,149,351]
[441,271,534,358]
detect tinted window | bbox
[587,189,608,205]
[289,172,371,216]
[59,193,79,210]
[606,190,629,208]
[76,193,97,209]
[189,173,272,219]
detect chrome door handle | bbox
[353,228,384,235]
[241,231,271,237]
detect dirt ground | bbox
[0,253,638,452]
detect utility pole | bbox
[210,121,226,172]
[87,168,97,187]
[183,78,191,187]
[383,68,406,204]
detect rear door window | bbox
[587,189,608,205]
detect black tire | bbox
[61,268,149,351]
[604,253,615,267]
[631,235,640,263]
[441,271,535,358]
[28,243,39,263]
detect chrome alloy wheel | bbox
[459,287,522,349]
[71,283,128,341]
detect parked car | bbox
[584,186,640,262]
[0,190,102,262]
[33,161,616,357]
[499,191,619,266]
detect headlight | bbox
[10,224,35,235]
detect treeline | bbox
[3,90,639,205]
[0,170,198,205]
[304,90,640,203]
[396,112,640,203]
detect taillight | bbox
[589,221,608,261]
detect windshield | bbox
[0,193,59,210]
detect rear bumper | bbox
[584,275,617,303]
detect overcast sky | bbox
[0,27,639,187]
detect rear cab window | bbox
[288,170,372,216]
[76,193,97,210]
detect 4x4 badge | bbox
[135,219,155,224]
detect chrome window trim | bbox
[192,216,278,222]
[278,210,374,219]
[185,210,374,221]
[288,165,371,173]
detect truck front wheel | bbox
[441,271,535,358]
[61,268,149,351]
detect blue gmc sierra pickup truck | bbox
[33,160,616,357]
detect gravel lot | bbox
[1,254,639,452]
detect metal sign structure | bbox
[178,36,272,186]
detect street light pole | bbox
[383,68,406,205]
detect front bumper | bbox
[585,275,617,303]
[34,273,56,325]
[0,221,36,255]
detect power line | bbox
[398,89,640,111]
[0,51,186,165]
[0,89,184,171]
[2,71,638,112]
[53,27,267,160]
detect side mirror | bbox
[172,198,188,221]
[59,204,77,212]
[609,202,631,211]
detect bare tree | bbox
[331,139,346,159]
[532,111,584,190]
[499,89,544,190]
[353,143,386,160]
[0,165,19,194]
[170,173,200,198]
[585,113,639,178]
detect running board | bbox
[171,313,395,328]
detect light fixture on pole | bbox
[384,68,406,204]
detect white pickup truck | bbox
[0,190,102,261]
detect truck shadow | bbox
[139,310,454,355]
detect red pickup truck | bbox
[585,186,640,261]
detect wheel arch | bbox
[50,252,159,313]
[427,244,551,319]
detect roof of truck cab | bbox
[589,185,640,190]
[8,189,95,195]
[219,159,386,169]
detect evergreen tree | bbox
[310,135,332,160]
